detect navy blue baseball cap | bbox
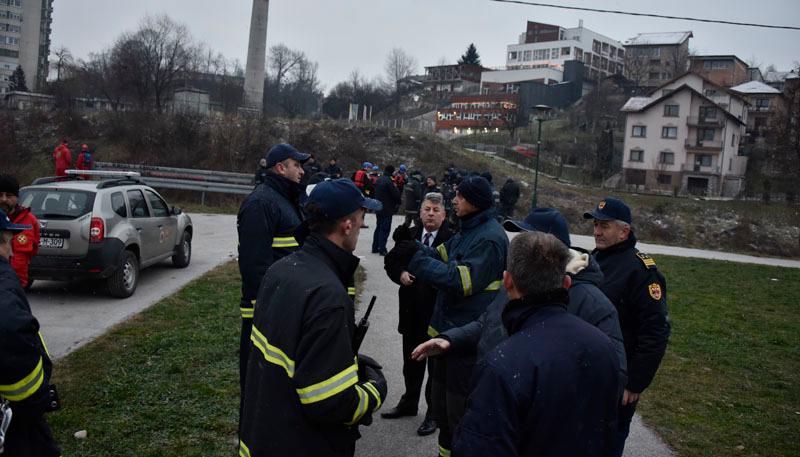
[0,209,31,232]
[265,143,311,168]
[503,207,571,247]
[305,178,382,220]
[582,197,632,224]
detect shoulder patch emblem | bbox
[598,200,606,209]
[16,234,27,245]
[648,283,663,300]
[636,252,657,269]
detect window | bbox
[626,169,646,185]
[629,149,644,162]
[551,48,559,58]
[610,46,617,58]
[632,125,646,137]
[593,40,601,53]
[664,104,679,117]
[661,126,678,138]
[20,189,95,220]
[561,47,570,55]
[703,89,718,97]
[699,106,717,120]
[127,190,150,218]
[111,192,127,218]
[657,174,672,185]
[703,60,732,70]
[602,42,609,54]
[649,72,661,80]
[731,133,736,147]
[756,98,770,109]
[696,154,712,167]
[523,50,532,61]
[698,128,715,141]
[659,151,675,164]
[508,51,517,61]
[145,190,169,217]
[574,47,583,60]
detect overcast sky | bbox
[52,0,800,91]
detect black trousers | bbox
[606,400,638,457]
[238,315,252,428]
[431,354,474,456]
[3,415,60,457]
[399,330,433,414]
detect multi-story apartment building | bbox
[0,0,53,93]
[620,72,748,197]
[505,20,624,81]
[424,64,484,98]
[435,94,518,136]
[623,31,693,90]
[730,80,785,144]
[689,55,749,88]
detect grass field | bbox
[45,256,799,456]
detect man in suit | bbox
[383,192,453,436]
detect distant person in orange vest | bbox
[52,139,72,177]
[76,144,93,179]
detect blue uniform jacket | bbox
[237,173,304,318]
[453,293,620,457]
[407,208,508,340]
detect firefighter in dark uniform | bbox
[0,209,60,457]
[394,176,508,457]
[583,197,670,457]
[239,179,387,457]
[237,144,310,410]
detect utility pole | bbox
[242,0,269,114]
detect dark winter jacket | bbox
[402,176,423,214]
[372,175,401,217]
[237,172,304,318]
[407,208,508,340]
[593,232,670,394]
[0,257,60,457]
[254,167,269,186]
[453,290,620,457]
[384,222,453,335]
[499,179,520,207]
[440,248,627,387]
[325,164,343,178]
[239,235,384,457]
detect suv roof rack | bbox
[97,177,143,189]
[31,175,84,185]
[65,169,141,178]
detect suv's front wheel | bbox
[172,230,191,268]
[107,250,139,298]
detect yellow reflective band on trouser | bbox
[296,363,359,404]
[239,439,252,457]
[241,299,256,319]
[347,287,356,297]
[250,326,296,378]
[484,279,502,292]
[346,384,370,425]
[0,356,44,402]
[436,243,448,262]
[439,445,452,457]
[457,265,472,296]
[271,236,299,248]
[428,325,439,338]
[362,381,382,411]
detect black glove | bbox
[358,354,387,403]
[394,240,420,267]
[392,222,414,243]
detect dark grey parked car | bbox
[20,173,193,298]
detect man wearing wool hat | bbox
[393,175,508,457]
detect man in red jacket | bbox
[0,175,40,289]
[52,139,72,177]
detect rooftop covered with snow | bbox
[624,31,693,46]
[730,81,782,94]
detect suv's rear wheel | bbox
[172,230,191,268]
[107,250,139,298]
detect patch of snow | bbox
[621,97,653,112]
[730,81,782,94]
[625,31,692,46]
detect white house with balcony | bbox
[620,72,748,197]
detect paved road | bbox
[354,215,673,457]
[28,213,239,359]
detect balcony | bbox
[682,163,721,174]
[686,116,724,127]
[685,139,723,150]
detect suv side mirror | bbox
[171,206,182,216]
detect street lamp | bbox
[531,104,552,210]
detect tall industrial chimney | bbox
[243,0,269,113]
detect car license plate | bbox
[40,237,64,249]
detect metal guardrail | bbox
[93,161,254,204]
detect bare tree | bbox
[623,49,649,89]
[384,47,417,95]
[52,46,73,81]
[269,44,304,90]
